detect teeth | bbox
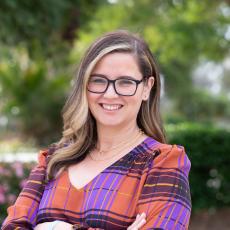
[101,104,122,111]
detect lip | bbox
[99,103,124,111]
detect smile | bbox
[100,103,123,111]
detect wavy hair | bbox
[46,30,166,181]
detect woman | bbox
[2,30,191,230]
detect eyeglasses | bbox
[87,75,145,96]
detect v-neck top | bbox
[2,137,191,230]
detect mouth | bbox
[99,103,123,111]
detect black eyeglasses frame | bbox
[87,75,146,96]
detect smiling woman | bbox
[87,52,154,129]
[2,30,191,230]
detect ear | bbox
[142,76,154,101]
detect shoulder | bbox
[38,145,56,167]
[142,137,191,176]
[157,144,190,174]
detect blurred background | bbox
[0,0,229,228]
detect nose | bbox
[103,82,119,98]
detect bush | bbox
[166,123,230,211]
[0,48,69,145]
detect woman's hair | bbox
[46,30,166,181]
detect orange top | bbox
[2,137,191,229]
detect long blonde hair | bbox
[46,30,166,181]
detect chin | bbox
[96,118,125,128]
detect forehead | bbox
[91,52,141,78]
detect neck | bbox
[96,122,141,152]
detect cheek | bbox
[87,93,99,107]
[125,96,143,113]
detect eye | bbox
[89,77,107,84]
[117,79,135,86]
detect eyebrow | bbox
[90,73,138,80]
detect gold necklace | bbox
[95,129,143,154]
[89,129,144,161]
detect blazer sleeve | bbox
[137,144,192,230]
[1,149,50,230]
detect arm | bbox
[2,150,50,230]
[34,213,147,230]
[137,145,191,230]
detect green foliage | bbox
[175,89,230,121]
[167,123,230,211]
[0,0,102,53]
[0,48,69,145]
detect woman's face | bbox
[86,52,154,129]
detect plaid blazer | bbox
[2,137,191,230]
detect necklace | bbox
[89,129,144,161]
[95,129,144,154]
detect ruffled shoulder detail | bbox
[152,143,191,176]
[38,146,57,167]
[38,149,49,167]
